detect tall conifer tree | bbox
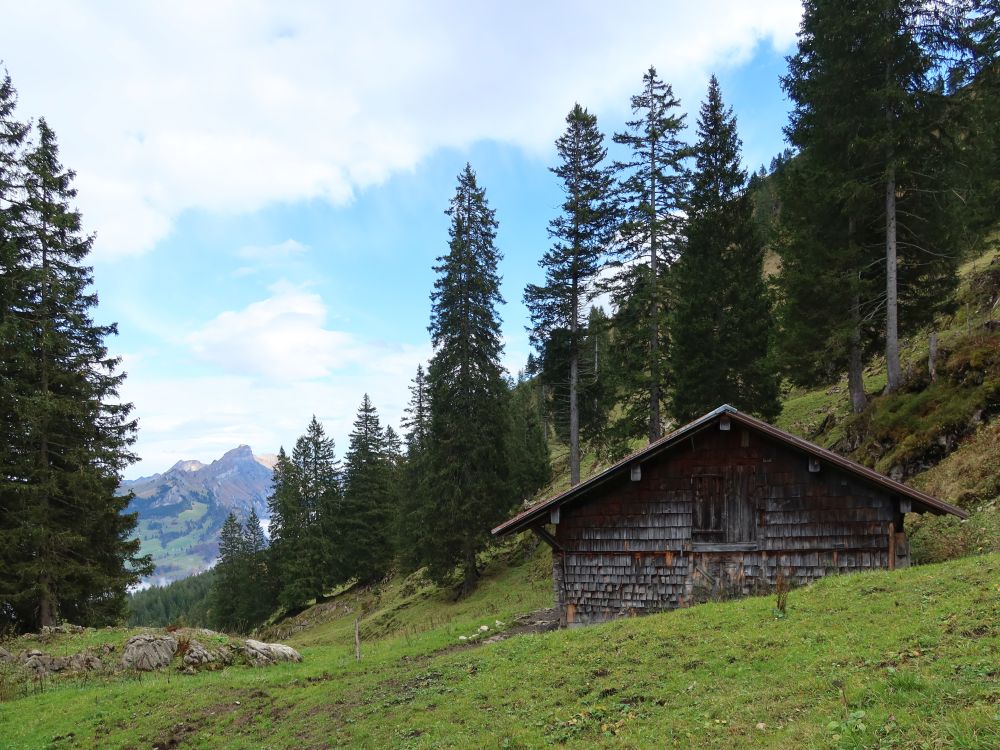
[266,418,340,610]
[524,104,614,485]
[339,394,394,584]
[780,0,962,399]
[610,67,689,442]
[421,164,512,595]
[670,76,780,422]
[0,111,150,631]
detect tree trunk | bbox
[648,139,662,443]
[885,114,902,393]
[569,349,580,486]
[39,586,56,629]
[848,304,868,414]
[460,545,479,598]
[848,218,868,414]
[928,331,938,382]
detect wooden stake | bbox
[354,617,361,662]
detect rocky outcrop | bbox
[242,639,302,666]
[15,648,104,676]
[0,646,12,663]
[121,634,178,671]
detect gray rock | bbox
[121,634,178,671]
[242,639,302,666]
[182,640,213,667]
[0,646,12,663]
[67,652,102,672]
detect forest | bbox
[2,0,999,636]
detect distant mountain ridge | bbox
[121,445,276,585]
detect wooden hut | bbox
[493,405,968,627]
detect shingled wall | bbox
[552,424,909,626]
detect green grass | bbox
[3,551,999,749]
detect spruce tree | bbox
[339,394,394,584]
[239,508,273,628]
[266,418,340,610]
[400,363,430,455]
[421,164,513,595]
[509,380,551,502]
[0,111,150,632]
[396,365,431,572]
[781,0,962,398]
[524,104,615,485]
[610,66,689,442]
[669,76,780,422]
[212,513,245,631]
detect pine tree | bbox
[610,66,690,441]
[524,104,615,486]
[239,508,273,628]
[400,363,430,455]
[396,366,431,572]
[669,76,780,422]
[509,380,551,502]
[780,0,962,398]
[212,513,245,631]
[421,164,513,595]
[266,418,341,611]
[339,394,394,584]
[0,111,150,632]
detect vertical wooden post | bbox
[354,617,361,662]
[888,522,896,570]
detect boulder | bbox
[0,646,12,663]
[67,652,102,672]
[182,640,213,667]
[121,634,178,671]
[22,651,69,675]
[242,639,302,666]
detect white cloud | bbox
[186,281,426,382]
[0,1,801,259]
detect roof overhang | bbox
[492,404,969,537]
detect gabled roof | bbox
[492,404,969,536]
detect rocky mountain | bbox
[121,446,276,585]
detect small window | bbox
[692,475,724,542]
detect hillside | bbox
[122,446,276,584]
[2,544,998,748]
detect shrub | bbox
[907,507,1000,564]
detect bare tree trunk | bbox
[885,119,902,393]
[354,617,361,662]
[928,331,938,383]
[848,219,868,414]
[569,350,580,486]
[649,142,662,443]
[848,300,868,414]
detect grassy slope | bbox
[2,551,998,749]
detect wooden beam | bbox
[888,522,896,570]
[531,525,562,551]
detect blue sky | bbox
[0,1,802,476]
